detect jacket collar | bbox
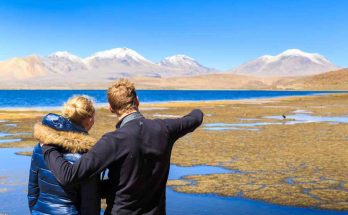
[35,113,94,153]
[116,111,144,129]
[33,123,96,153]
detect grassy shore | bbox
[0,94,348,210]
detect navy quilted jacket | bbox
[28,113,100,215]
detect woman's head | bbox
[62,95,95,131]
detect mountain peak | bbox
[48,51,82,61]
[160,54,214,75]
[232,49,339,77]
[256,49,330,65]
[86,47,152,64]
[258,55,273,60]
[277,49,330,65]
[281,49,306,56]
[164,54,195,61]
[160,54,199,66]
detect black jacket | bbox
[29,113,101,215]
[42,109,204,215]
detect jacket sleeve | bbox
[28,150,39,212]
[41,133,120,186]
[163,109,204,142]
[79,175,101,215]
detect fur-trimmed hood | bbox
[33,123,96,153]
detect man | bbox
[41,79,204,215]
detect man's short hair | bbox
[107,79,137,114]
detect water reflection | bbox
[205,113,348,131]
[0,131,32,144]
[0,138,22,144]
[0,148,32,214]
[204,122,276,131]
[265,113,348,123]
[0,132,11,137]
[168,165,241,180]
[4,123,17,127]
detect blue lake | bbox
[0,90,345,108]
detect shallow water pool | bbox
[0,138,22,144]
[0,148,348,215]
[204,113,348,131]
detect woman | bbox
[28,95,100,215]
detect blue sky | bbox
[0,0,347,70]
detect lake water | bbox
[0,90,344,109]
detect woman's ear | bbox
[82,116,95,131]
[135,96,140,108]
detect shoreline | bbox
[1,88,348,92]
[0,91,347,112]
[0,88,348,90]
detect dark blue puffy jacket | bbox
[28,113,101,215]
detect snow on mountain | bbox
[160,55,196,67]
[232,49,339,77]
[48,51,83,62]
[85,48,154,67]
[263,49,331,65]
[160,54,213,75]
[45,51,87,74]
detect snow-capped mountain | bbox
[159,55,213,75]
[85,48,154,67]
[83,48,166,79]
[45,51,87,74]
[232,49,339,77]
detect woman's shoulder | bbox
[31,143,48,169]
[32,143,43,155]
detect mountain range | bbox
[0,48,345,89]
[0,48,215,83]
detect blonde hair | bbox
[62,95,95,125]
[107,79,137,115]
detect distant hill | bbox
[272,68,348,90]
[133,69,348,90]
[231,49,339,77]
[132,74,276,89]
[1,68,348,90]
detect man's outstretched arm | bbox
[164,109,204,142]
[42,133,120,186]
